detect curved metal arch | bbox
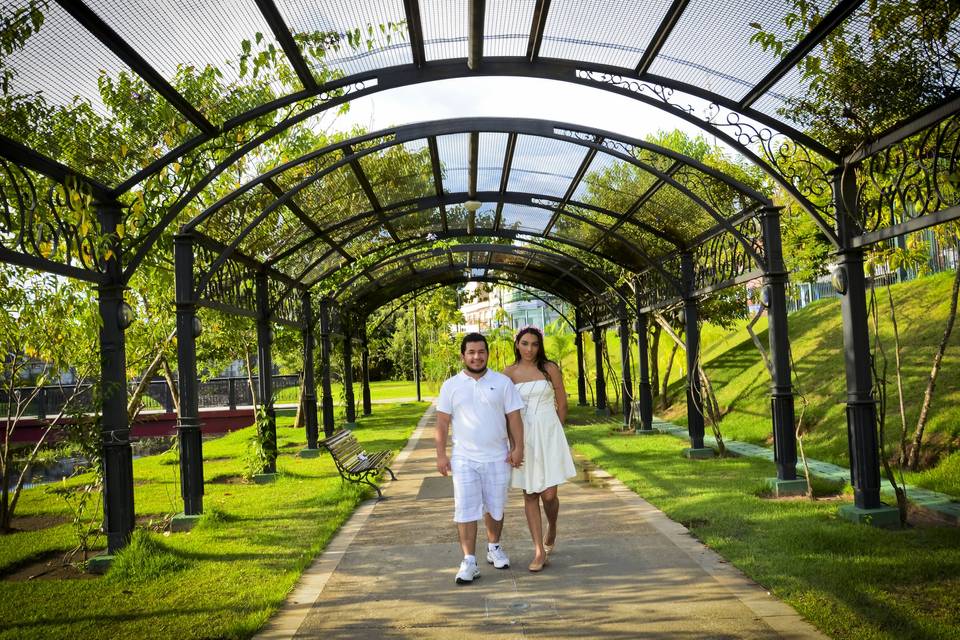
[186,117,766,239]
[303,230,637,295]
[342,254,606,311]
[126,94,794,279]
[294,212,656,289]
[332,244,629,306]
[118,59,836,199]
[366,282,576,335]
[182,119,767,293]
[269,189,684,272]
[355,270,589,318]
[333,242,627,306]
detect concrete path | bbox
[258,406,827,640]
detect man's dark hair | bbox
[460,332,488,354]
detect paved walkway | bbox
[257,406,826,639]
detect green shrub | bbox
[107,529,185,583]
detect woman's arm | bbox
[547,362,567,425]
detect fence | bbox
[785,230,959,313]
[1,374,302,421]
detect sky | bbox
[327,75,712,144]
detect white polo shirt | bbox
[436,369,525,463]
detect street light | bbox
[117,301,135,330]
[464,200,481,235]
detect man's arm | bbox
[506,409,524,468]
[435,411,452,476]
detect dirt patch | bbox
[907,503,959,528]
[7,514,70,533]
[2,550,103,582]
[759,493,848,502]
[136,514,171,529]
[209,474,246,485]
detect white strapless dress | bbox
[510,379,577,493]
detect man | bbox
[436,332,524,585]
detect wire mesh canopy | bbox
[5,0,957,189]
[1,0,957,315]
[178,117,770,316]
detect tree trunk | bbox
[161,356,180,415]
[244,344,257,406]
[294,372,306,430]
[908,265,960,470]
[1,465,10,532]
[127,330,176,422]
[885,282,909,468]
[698,364,726,455]
[649,324,661,405]
[661,342,679,410]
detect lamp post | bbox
[464,199,481,235]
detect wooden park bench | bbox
[318,429,397,498]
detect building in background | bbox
[456,283,567,333]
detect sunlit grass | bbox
[566,406,960,640]
[0,402,425,640]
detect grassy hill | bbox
[559,271,960,498]
[669,271,960,498]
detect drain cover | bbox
[484,595,557,620]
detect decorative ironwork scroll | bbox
[194,242,257,315]
[121,78,379,273]
[573,71,837,235]
[0,160,107,275]
[267,277,303,328]
[691,216,765,293]
[636,255,682,311]
[856,110,960,236]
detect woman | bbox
[505,326,577,572]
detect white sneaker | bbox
[455,559,480,584]
[486,545,510,569]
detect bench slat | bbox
[318,429,395,498]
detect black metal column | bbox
[682,253,705,449]
[343,316,356,425]
[593,326,607,413]
[635,311,654,431]
[173,234,204,515]
[574,309,587,406]
[618,312,632,426]
[835,170,882,509]
[97,201,135,554]
[761,207,798,480]
[302,291,319,450]
[361,322,372,416]
[412,299,421,402]
[255,272,277,474]
[319,299,335,437]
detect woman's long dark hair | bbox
[513,326,553,379]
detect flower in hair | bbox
[516,324,542,338]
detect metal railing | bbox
[786,231,958,313]
[1,374,302,420]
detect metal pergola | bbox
[1,0,957,551]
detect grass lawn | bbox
[565,406,960,640]
[0,402,426,640]
[657,272,960,498]
[274,379,437,404]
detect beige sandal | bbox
[528,554,549,572]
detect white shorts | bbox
[451,457,511,523]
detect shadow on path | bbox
[258,406,825,640]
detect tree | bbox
[753,1,960,471]
[1,268,100,532]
